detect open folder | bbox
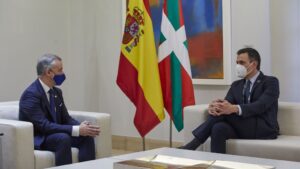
[113,154,275,169]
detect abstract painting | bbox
[148,0,231,84]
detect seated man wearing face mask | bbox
[19,54,100,166]
[180,47,280,154]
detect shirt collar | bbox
[38,78,51,94]
[249,71,260,84]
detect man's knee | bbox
[211,122,231,139]
[84,136,95,149]
[77,136,96,161]
[55,133,72,147]
[79,136,94,144]
[86,136,94,143]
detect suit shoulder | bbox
[264,75,278,80]
[20,80,44,99]
[19,85,44,110]
[263,75,279,84]
[21,81,38,94]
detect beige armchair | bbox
[0,101,112,169]
[183,102,300,162]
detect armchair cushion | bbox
[0,105,19,120]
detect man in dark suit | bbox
[181,47,280,153]
[19,54,100,166]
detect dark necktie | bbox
[244,80,251,104]
[48,89,57,122]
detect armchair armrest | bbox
[0,119,34,169]
[183,104,209,144]
[69,111,112,158]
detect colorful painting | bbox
[183,0,223,79]
[148,0,231,84]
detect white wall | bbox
[0,0,69,101]
[270,0,300,102]
[0,0,101,111]
[0,0,272,142]
[231,0,271,76]
[64,0,100,111]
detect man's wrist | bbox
[231,105,239,114]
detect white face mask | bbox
[236,64,247,78]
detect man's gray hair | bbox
[36,54,62,76]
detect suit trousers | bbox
[192,114,258,153]
[41,133,95,166]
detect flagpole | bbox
[142,137,146,151]
[169,118,173,147]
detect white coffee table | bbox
[47,147,300,169]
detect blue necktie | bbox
[244,80,251,104]
[48,89,57,122]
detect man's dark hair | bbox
[237,47,261,70]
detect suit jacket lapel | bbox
[250,72,265,96]
[35,79,52,118]
[52,88,62,123]
[239,79,246,104]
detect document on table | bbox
[113,154,275,169]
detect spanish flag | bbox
[158,0,195,132]
[117,0,165,137]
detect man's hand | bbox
[215,100,239,115]
[208,99,238,116]
[208,99,224,116]
[79,121,100,137]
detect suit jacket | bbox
[19,79,79,149]
[225,72,280,138]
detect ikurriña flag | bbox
[158,0,195,132]
[116,0,165,137]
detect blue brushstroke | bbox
[150,3,163,46]
[149,0,223,46]
[216,0,223,28]
[182,0,223,37]
[204,0,214,31]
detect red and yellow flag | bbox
[117,0,165,137]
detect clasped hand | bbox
[208,99,238,116]
[79,121,100,137]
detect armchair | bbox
[0,101,112,169]
[183,102,300,161]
